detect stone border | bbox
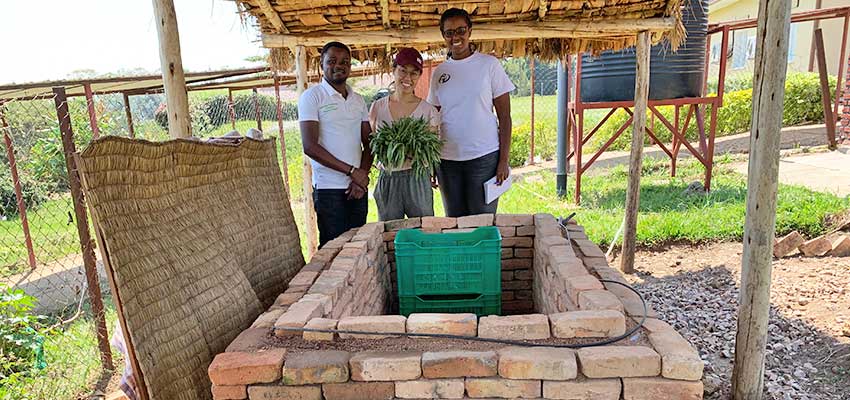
[209,214,705,400]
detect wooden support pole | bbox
[274,75,290,196]
[731,0,791,397]
[84,83,100,139]
[0,102,37,269]
[619,31,651,274]
[151,0,191,138]
[122,92,135,138]
[814,28,837,149]
[833,15,848,120]
[530,57,536,165]
[295,45,318,256]
[52,87,114,371]
[253,87,263,132]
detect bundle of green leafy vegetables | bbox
[370,116,443,177]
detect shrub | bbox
[586,72,837,153]
[509,120,558,167]
[0,286,47,387]
[1,166,47,219]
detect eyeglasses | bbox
[442,26,469,38]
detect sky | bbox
[0,0,265,84]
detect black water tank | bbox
[580,0,708,102]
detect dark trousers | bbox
[436,150,500,218]
[313,188,368,247]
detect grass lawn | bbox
[1,195,80,278]
[1,301,123,400]
[288,156,848,256]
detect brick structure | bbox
[208,214,704,399]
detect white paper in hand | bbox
[484,173,513,204]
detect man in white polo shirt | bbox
[299,41,373,247]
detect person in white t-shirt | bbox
[369,48,441,221]
[298,41,373,247]
[427,8,515,217]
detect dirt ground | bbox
[613,242,850,400]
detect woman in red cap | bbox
[369,47,441,221]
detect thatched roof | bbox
[235,0,685,69]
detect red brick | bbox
[550,310,626,338]
[516,225,536,236]
[495,214,534,226]
[226,328,271,353]
[497,226,517,237]
[394,379,465,399]
[514,269,533,280]
[622,377,704,400]
[281,350,350,385]
[349,351,422,381]
[464,378,541,398]
[208,348,286,385]
[457,213,494,228]
[246,385,322,400]
[773,231,805,258]
[338,315,406,339]
[502,237,534,247]
[212,385,246,400]
[422,351,498,378]
[478,314,550,340]
[274,300,324,336]
[275,292,304,307]
[498,347,576,380]
[406,313,478,336]
[321,382,395,400]
[577,346,661,378]
[422,216,457,230]
[502,258,533,270]
[251,309,285,329]
[799,236,832,256]
[543,378,621,399]
[514,248,534,257]
[385,218,421,231]
[503,280,532,290]
[648,331,703,381]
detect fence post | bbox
[52,87,114,371]
[84,83,101,139]
[228,89,237,130]
[253,87,263,132]
[529,57,536,165]
[295,45,319,256]
[814,28,837,149]
[274,75,290,195]
[556,58,569,197]
[0,102,37,270]
[123,92,135,138]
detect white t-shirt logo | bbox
[438,73,451,84]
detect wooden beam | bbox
[731,0,792,397]
[274,75,290,196]
[255,0,289,33]
[619,31,651,275]
[262,18,677,48]
[295,45,319,257]
[152,0,191,138]
[83,83,100,139]
[379,0,390,28]
[814,28,837,149]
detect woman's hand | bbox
[496,160,510,185]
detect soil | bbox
[612,242,850,400]
[267,318,649,355]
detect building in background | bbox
[709,0,848,76]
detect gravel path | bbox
[614,242,850,400]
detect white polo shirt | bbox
[427,52,515,161]
[298,79,369,189]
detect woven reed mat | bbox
[76,137,304,400]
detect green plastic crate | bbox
[394,226,502,298]
[398,293,501,317]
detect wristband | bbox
[347,165,356,176]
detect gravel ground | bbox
[614,242,850,400]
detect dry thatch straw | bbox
[237,0,685,71]
[76,136,304,400]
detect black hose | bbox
[272,280,647,349]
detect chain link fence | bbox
[0,58,558,398]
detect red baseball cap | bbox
[394,48,423,71]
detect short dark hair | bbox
[439,8,472,32]
[321,41,351,61]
